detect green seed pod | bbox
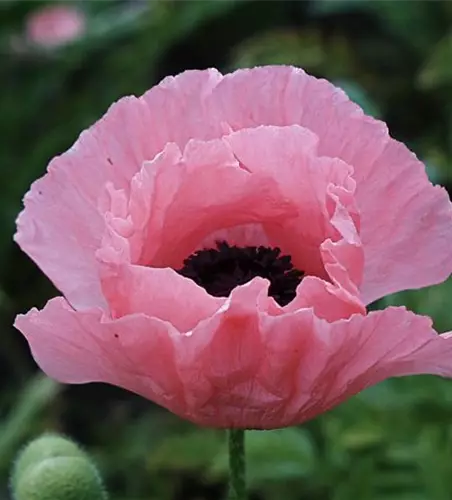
[13,456,107,500]
[11,434,85,491]
[11,434,107,500]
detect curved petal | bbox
[14,297,187,416]
[18,66,452,309]
[14,97,158,308]
[258,306,452,428]
[210,66,452,302]
[172,277,347,428]
[307,308,452,424]
[170,277,359,427]
[223,125,363,292]
[100,263,224,331]
[15,295,452,429]
[140,68,224,148]
[282,276,364,322]
[13,66,452,433]
[98,139,298,270]
[178,302,452,428]
[15,70,223,309]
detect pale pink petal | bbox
[178,298,452,428]
[101,255,363,330]
[14,66,452,432]
[210,66,452,302]
[100,263,224,331]
[15,70,226,308]
[172,278,341,427]
[223,125,363,292]
[15,290,452,429]
[98,127,364,322]
[14,298,187,416]
[98,139,298,270]
[256,306,452,428]
[15,97,156,308]
[18,67,452,309]
[173,278,271,426]
[173,278,360,429]
[281,276,364,322]
[140,69,224,149]
[171,277,357,427]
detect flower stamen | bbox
[176,241,304,306]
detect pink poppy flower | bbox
[26,5,85,49]
[14,67,452,429]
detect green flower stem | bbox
[227,429,246,500]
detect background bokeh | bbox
[1,1,452,499]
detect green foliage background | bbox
[1,1,452,499]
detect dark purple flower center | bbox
[176,241,304,306]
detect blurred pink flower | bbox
[14,66,452,429]
[26,4,85,48]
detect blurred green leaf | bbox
[147,429,223,472]
[418,32,452,89]
[68,3,151,50]
[337,423,384,451]
[209,428,316,488]
[370,0,442,52]
[415,427,452,500]
[313,0,442,53]
[230,29,324,70]
[0,374,60,472]
[310,0,369,16]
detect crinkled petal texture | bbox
[15,66,452,429]
[15,281,452,428]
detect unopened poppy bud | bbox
[11,434,107,500]
[11,434,84,491]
